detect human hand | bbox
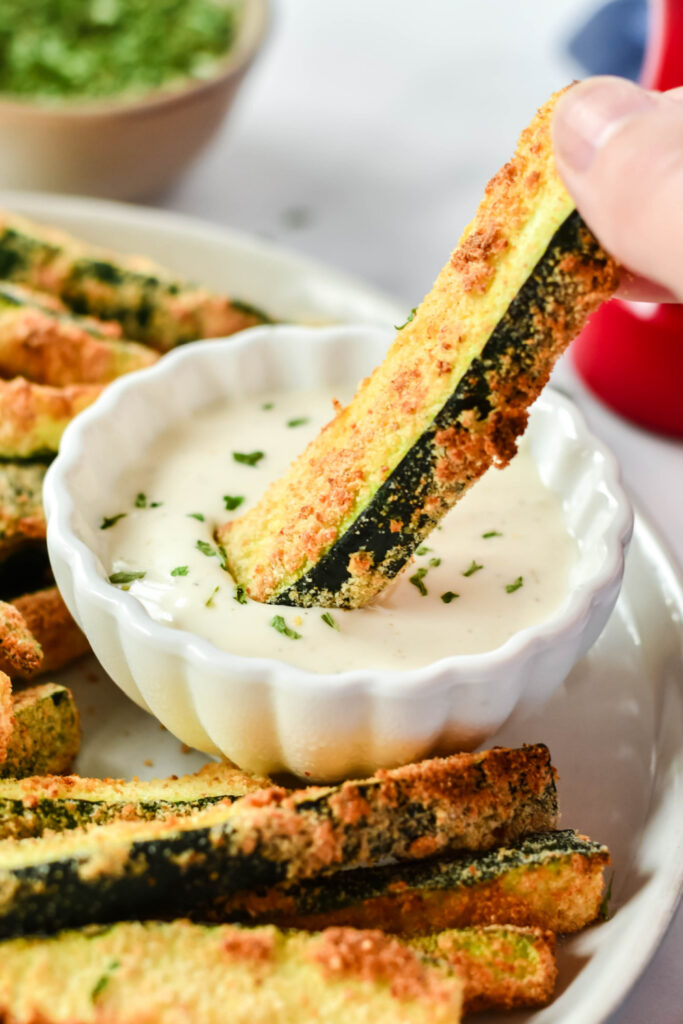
[553,76,683,302]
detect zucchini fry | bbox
[0,683,80,780]
[0,745,557,938]
[11,587,88,677]
[219,87,619,608]
[0,761,272,840]
[0,601,42,679]
[0,377,102,458]
[0,461,46,563]
[0,212,270,350]
[0,672,11,767]
[0,282,158,385]
[411,925,557,1013]
[217,830,609,936]
[0,922,464,1024]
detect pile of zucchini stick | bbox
[0,742,610,1022]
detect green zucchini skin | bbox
[215,830,609,936]
[272,211,612,607]
[0,745,558,938]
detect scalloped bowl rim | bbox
[44,324,634,698]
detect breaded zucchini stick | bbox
[0,602,42,679]
[0,282,158,385]
[0,461,46,563]
[0,761,272,840]
[0,212,270,350]
[0,672,11,767]
[0,745,558,938]
[206,829,609,936]
[219,87,619,608]
[0,377,102,458]
[0,922,464,1024]
[11,587,88,677]
[411,925,557,1012]
[0,683,80,780]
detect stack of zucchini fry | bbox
[0,211,273,789]
[0,743,610,1021]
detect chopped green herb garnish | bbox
[223,494,245,511]
[600,872,614,920]
[91,960,120,1002]
[505,576,524,593]
[134,492,147,508]
[395,307,417,330]
[205,586,220,607]
[233,450,264,467]
[234,585,248,605]
[270,614,302,640]
[416,545,432,556]
[100,513,126,530]
[441,591,460,604]
[287,416,309,428]
[462,560,483,577]
[429,557,441,567]
[187,512,205,521]
[262,402,274,410]
[170,565,189,577]
[109,570,146,585]
[482,530,503,539]
[409,567,429,596]
[321,611,339,631]
[150,501,162,508]
[196,539,217,558]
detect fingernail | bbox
[554,78,657,172]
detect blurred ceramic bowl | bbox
[45,325,633,781]
[0,0,268,201]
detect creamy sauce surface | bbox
[100,388,576,673]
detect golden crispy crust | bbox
[11,588,88,678]
[0,603,42,679]
[220,86,618,607]
[0,377,102,458]
[1,683,80,779]
[0,673,12,767]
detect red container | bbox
[571,0,683,437]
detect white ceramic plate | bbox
[3,192,682,1024]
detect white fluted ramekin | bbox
[45,325,633,780]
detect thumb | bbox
[553,77,683,300]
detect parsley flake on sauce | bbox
[505,576,524,593]
[205,586,220,608]
[135,493,163,509]
[321,612,339,631]
[170,566,189,577]
[270,615,302,640]
[223,495,244,511]
[416,545,432,556]
[100,513,126,530]
[409,567,429,596]
[462,560,483,577]
[187,512,205,522]
[429,557,441,567]
[109,570,146,585]
[262,402,274,410]
[287,417,309,428]
[233,585,248,605]
[233,451,264,467]
[482,530,503,539]
[441,591,459,604]
[196,539,218,558]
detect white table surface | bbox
[161,1,683,1019]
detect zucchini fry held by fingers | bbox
[0,761,272,840]
[219,86,619,609]
[0,683,80,780]
[0,461,46,563]
[0,377,103,458]
[212,830,610,936]
[0,211,271,350]
[0,601,42,679]
[0,922,464,1024]
[0,672,11,766]
[0,745,558,938]
[11,587,88,677]
[0,282,158,385]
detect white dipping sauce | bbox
[100,388,576,673]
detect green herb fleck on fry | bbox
[409,567,429,596]
[100,513,126,530]
[170,566,189,577]
[234,585,248,605]
[462,560,483,577]
[505,576,524,593]
[109,570,146,585]
[270,615,301,640]
[441,591,459,604]
[233,450,264,467]
[223,494,244,511]
[91,960,120,1002]
[321,611,339,630]
[395,307,417,330]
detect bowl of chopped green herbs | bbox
[0,0,268,198]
